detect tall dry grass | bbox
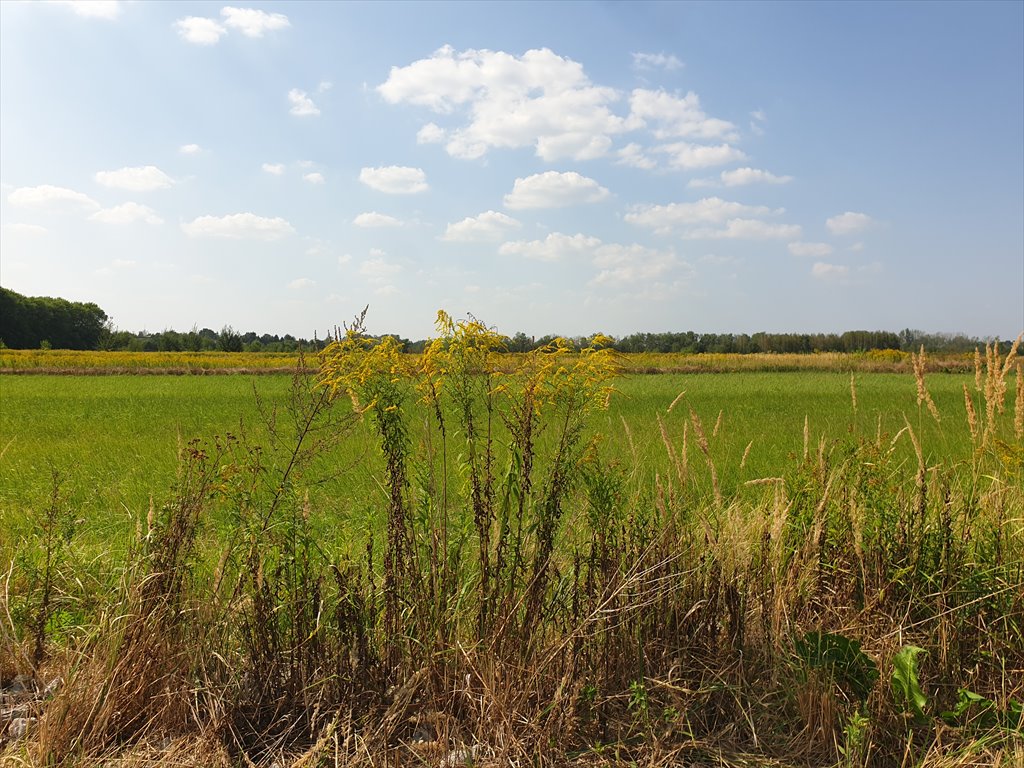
[2,327,1022,767]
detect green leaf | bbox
[891,645,928,721]
[795,631,879,701]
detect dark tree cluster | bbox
[1,286,1013,355]
[0,287,110,350]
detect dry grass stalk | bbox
[739,440,753,470]
[803,415,809,462]
[974,346,984,393]
[666,389,686,413]
[712,409,723,438]
[913,345,941,423]
[689,407,722,506]
[963,383,979,443]
[657,414,683,488]
[850,372,857,416]
[1016,362,1023,441]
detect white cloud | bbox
[359,166,429,194]
[499,232,602,261]
[7,184,99,210]
[95,165,173,191]
[360,256,402,283]
[2,223,48,236]
[288,277,315,290]
[625,198,777,234]
[317,81,333,93]
[503,171,609,210]
[221,7,290,37]
[826,211,873,235]
[788,241,833,257]
[303,172,325,184]
[849,241,865,252]
[378,45,633,161]
[590,243,677,285]
[442,211,520,242]
[629,89,737,141]
[375,284,399,297]
[89,202,163,225]
[288,89,320,117]
[632,52,683,71]
[654,141,746,170]
[684,219,802,240]
[689,167,794,188]
[54,1,122,19]
[353,212,403,228]
[262,162,285,175]
[500,232,679,284]
[751,110,767,123]
[179,143,202,155]
[174,16,226,45]
[416,122,446,144]
[812,262,850,281]
[720,167,793,186]
[181,212,295,240]
[616,143,657,170]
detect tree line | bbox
[0,286,1013,355]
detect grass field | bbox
[0,369,978,551]
[1,340,1021,767]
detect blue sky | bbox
[1,0,1021,340]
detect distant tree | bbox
[218,325,244,352]
[0,286,109,349]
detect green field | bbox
[0,370,976,551]
[2,360,1021,766]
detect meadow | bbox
[1,333,1021,767]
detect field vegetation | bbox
[1,316,1022,767]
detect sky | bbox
[1,0,1022,341]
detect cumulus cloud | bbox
[174,16,226,45]
[442,211,520,242]
[416,122,446,144]
[631,52,683,71]
[360,256,402,282]
[53,1,122,19]
[500,232,678,284]
[353,212,403,228]
[95,165,173,191]
[625,198,777,234]
[89,202,163,225]
[812,262,850,280]
[616,143,657,170]
[181,212,295,240]
[288,277,315,290]
[2,223,48,236]
[788,241,833,257]
[629,89,736,141]
[288,89,320,117]
[7,184,99,210]
[179,143,202,155]
[654,141,746,170]
[499,232,602,261]
[262,163,285,175]
[683,219,802,240]
[503,171,609,210]
[590,243,677,285]
[689,167,793,188]
[303,172,325,184]
[378,45,633,161]
[359,166,429,194]
[221,6,290,37]
[826,211,873,235]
